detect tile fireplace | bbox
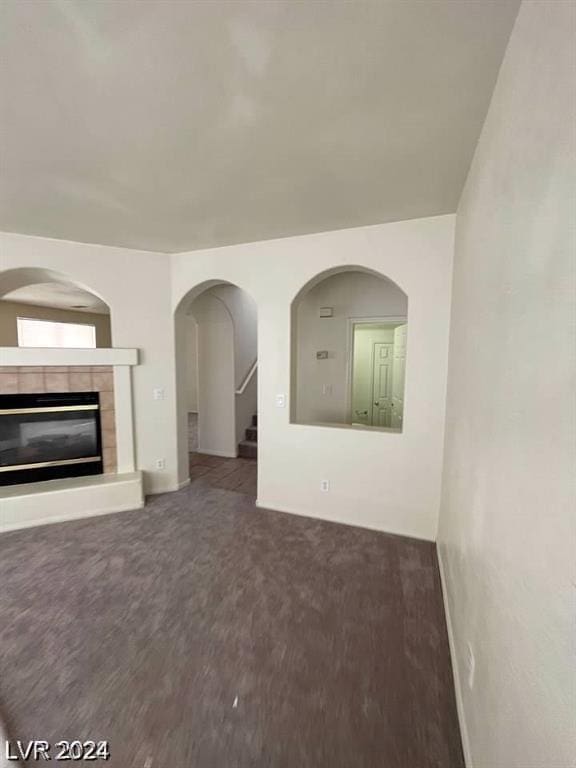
[0,391,103,486]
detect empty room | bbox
[0,1,574,767]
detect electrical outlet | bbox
[322,384,332,396]
[320,479,330,492]
[275,394,286,408]
[155,458,165,470]
[153,388,165,401]
[466,642,475,689]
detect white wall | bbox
[172,214,454,540]
[189,291,236,457]
[211,284,258,388]
[210,284,258,445]
[293,270,407,424]
[0,233,177,494]
[437,3,576,766]
[181,314,198,413]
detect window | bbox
[17,317,96,348]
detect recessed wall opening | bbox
[291,267,408,431]
[174,281,258,495]
[0,268,117,482]
[0,268,112,348]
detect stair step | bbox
[251,414,258,427]
[238,440,257,459]
[245,426,257,442]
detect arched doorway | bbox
[174,281,258,494]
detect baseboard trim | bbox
[197,448,238,459]
[145,477,191,495]
[437,544,473,768]
[255,498,434,542]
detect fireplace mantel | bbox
[0,347,138,367]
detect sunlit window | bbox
[17,317,96,348]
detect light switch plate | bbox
[275,394,286,408]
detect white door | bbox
[391,324,407,429]
[371,342,394,426]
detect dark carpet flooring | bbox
[0,476,463,767]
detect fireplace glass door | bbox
[0,392,103,486]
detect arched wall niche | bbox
[0,267,113,348]
[291,265,409,431]
[174,279,258,486]
[290,264,408,306]
[0,267,108,301]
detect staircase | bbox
[238,414,257,459]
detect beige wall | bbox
[0,300,112,347]
[437,2,575,766]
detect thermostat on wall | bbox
[319,307,333,318]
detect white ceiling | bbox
[0,0,519,253]
[2,283,109,314]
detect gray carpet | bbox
[0,480,463,767]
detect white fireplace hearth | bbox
[0,347,143,532]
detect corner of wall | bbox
[437,541,473,768]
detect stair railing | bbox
[235,359,257,396]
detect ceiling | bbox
[1,283,109,314]
[0,0,520,253]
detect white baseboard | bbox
[255,498,434,542]
[0,472,144,534]
[198,448,238,458]
[437,544,473,768]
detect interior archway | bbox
[0,267,112,348]
[174,280,258,492]
[291,266,408,431]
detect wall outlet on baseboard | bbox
[466,641,475,689]
[155,458,166,470]
[320,479,330,492]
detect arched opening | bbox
[0,268,118,486]
[0,268,112,348]
[174,281,258,495]
[291,266,408,431]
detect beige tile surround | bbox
[0,365,117,473]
